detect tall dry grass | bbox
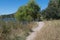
[32,20,60,40]
[0,20,37,40]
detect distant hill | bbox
[0,13,15,19]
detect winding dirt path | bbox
[26,22,45,40]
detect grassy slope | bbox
[0,21,37,40]
[33,20,60,40]
[0,20,60,40]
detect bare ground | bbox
[26,22,45,40]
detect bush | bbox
[15,0,41,22]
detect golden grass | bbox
[0,21,37,40]
[33,20,60,40]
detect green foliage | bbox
[15,0,41,21]
[42,0,60,20]
[0,14,14,19]
[58,0,60,7]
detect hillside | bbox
[26,20,60,40]
[0,13,15,18]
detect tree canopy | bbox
[15,0,41,22]
[15,0,60,21]
[42,0,60,20]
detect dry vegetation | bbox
[32,20,60,40]
[0,20,37,40]
[0,20,60,40]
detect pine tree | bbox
[42,0,60,20]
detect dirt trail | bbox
[26,22,45,40]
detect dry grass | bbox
[0,20,37,40]
[33,20,60,40]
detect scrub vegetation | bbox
[0,0,60,40]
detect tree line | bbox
[15,0,60,22]
[0,0,60,21]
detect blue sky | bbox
[0,0,49,15]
